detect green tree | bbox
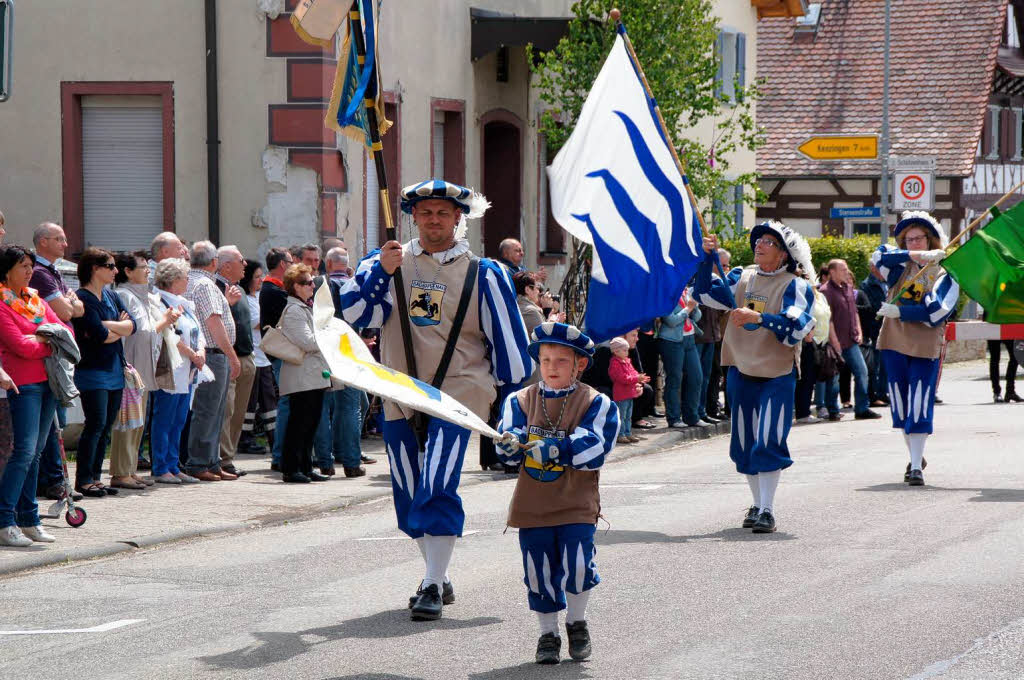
[530,0,765,234]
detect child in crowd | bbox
[496,322,620,665]
[607,336,644,444]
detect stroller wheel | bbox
[65,507,87,527]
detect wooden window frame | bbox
[429,98,466,186]
[61,81,175,255]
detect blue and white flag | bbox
[547,34,704,342]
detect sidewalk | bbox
[0,416,728,576]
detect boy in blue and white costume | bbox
[695,221,816,533]
[872,211,959,486]
[339,179,532,620]
[496,322,619,664]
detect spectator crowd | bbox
[0,212,378,548]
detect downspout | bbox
[205,0,221,244]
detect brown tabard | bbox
[877,261,945,360]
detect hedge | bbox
[720,234,883,283]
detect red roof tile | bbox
[757,0,1006,178]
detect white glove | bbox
[878,302,902,319]
[496,432,520,457]
[525,438,560,466]
[917,249,947,263]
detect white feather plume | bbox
[898,210,948,248]
[782,226,817,286]
[464,191,491,220]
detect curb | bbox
[0,421,730,578]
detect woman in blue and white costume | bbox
[695,222,816,533]
[872,211,959,487]
[339,178,532,620]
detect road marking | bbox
[0,619,146,636]
[355,530,480,541]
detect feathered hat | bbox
[400,179,490,242]
[749,220,817,285]
[894,210,948,248]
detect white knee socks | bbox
[420,534,455,588]
[906,433,927,471]
[537,611,559,637]
[746,474,761,507]
[758,470,781,514]
[566,590,590,624]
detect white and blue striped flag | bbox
[547,33,704,342]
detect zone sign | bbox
[893,170,934,211]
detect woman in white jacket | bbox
[277,264,331,484]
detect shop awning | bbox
[470,8,572,62]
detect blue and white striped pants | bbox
[382,416,470,539]
[881,350,940,434]
[519,523,600,613]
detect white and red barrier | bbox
[945,321,1024,342]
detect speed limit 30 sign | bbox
[893,170,934,210]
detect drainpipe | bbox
[205,0,221,244]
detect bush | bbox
[720,233,883,283]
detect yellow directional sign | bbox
[797,135,878,161]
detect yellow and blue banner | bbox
[311,283,500,439]
[326,0,391,145]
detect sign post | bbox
[797,135,879,161]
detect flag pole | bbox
[347,1,420,388]
[887,179,1024,304]
[610,8,733,299]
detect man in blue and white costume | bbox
[340,178,532,620]
[871,211,959,486]
[696,222,816,533]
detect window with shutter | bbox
[82,104,163,251]
[733,184,744,232]
[735,33,746,98]
[986,106,1000,160]
[1000,107,1013,161]
[538,131,565,257]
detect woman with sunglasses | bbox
[72,248,136,497]
[276,264,330,483]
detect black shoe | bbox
[221,465,247,477]
[137,457,152,471]
[1006,392,1023,403]
[827,413,844,422]
[270,462,281,472]
[343,466,366,478]
[282,472,311,483]
[903,458,928,482]
[565,621,592,661]
[410,584,443,621]
[481,462,505,472]
[752,510,776,533]
[855,409,883,420]
[503,464,520,474]
[934,396,944,404]
[308,472,330,482]
[40,484,83,502]
[742,505,760,529]
[360,454,377,464]
[535,633,561,664]
[702,415,721,424]
[319,466,336,476]
[237,442,268,455]
[651,410,665,418]
[408,580,455,608]
[994,392,1004,403]
[907,469,925,486]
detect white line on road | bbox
[0,619,146,636]
[355,530,480,541]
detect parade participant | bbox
[495,322,619,664]
[696,222,816,533]
[340,179,532,621]
[872,211,959,486]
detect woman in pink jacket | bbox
[0,246,66,547]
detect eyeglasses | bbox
[755,238,781,249]
[297,279,314,286]
[100,262,117,270]
[904,235,929,243]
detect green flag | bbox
[943,202,1024,323]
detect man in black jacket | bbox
[260,247,293,471]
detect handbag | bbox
[814,343,844,380]
[260,325,304,365]
[116,362,147,431]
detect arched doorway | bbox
[481,110,522,259]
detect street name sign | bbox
[830,207,882,219]
[893,170,935,211]
[797,135,878,160]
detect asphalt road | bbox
[1,361,1022,680]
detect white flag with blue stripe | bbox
[547,34,704,342]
